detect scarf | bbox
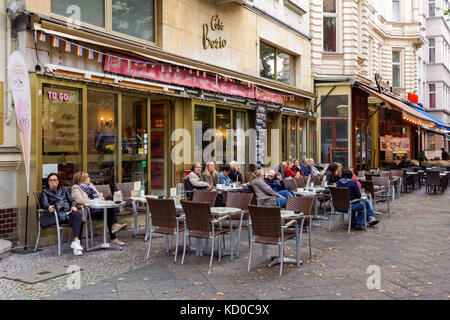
[80,183,96,199]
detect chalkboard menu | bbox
[255,105,267,169]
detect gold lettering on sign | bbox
[202,15,227,50]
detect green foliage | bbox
[418,151,427,164]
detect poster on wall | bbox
[380,136,410,152]
[8,51,32,194]
[255,105,267,169]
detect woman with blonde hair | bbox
[229,161,243,183]
[202,162,219,187]
[72,172,127,246]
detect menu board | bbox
[255,105,267,169]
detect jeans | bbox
[276,197,287,208]
[351,199,375,225]
[67,210,84,240]
[277,190,294,198]
[91,208,119,240]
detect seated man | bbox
[275,162,287,180]
[265,170,294,199]
[301,159,312,177]
[308,158,321,176]
[187,163,212,191]
[249,170,288,208]
[337,168,379,230]
[218,165,233,186]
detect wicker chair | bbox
[33,191,85,256]
[284,178,298,192]
[285,197,314,259]
[95,184,113,200]
[425,171,444,194]
[295,177,306,188]
[312,175,321,186]
[328,187,367,234]
[245,172,254,184]
[372,176,394,217]
[180,200,230,269]
[146,198,185,263]
[192,190,218,206]
[247,205,302,276]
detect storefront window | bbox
[309,120,318,162]
[122,96,148,191]
[321,95,349,166]
[299,119,307,161]
[194,105,214,164]
[289,118,297,160]
[87,90,118,188]
[282,117,288,161]
[51,0,105,28]
[42,85,82,187]
[233,111,246,169]
[151,104,167,194]
[112,0,155,42]
[216,108,231,165]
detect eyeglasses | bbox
[49,179,58,182]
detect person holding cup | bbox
[72,172,127,246]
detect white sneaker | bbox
[71,241,83,252]
[76,240,84,251]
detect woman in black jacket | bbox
[325,163,341,185]
[41,173,84,256]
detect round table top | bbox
[87,200,125,209]
[281,210,304,219]
[215,186,244,192]
[174,204,241,215]
[294,188,327,195]
[130,196,158,202]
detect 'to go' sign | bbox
[48,91,69,101]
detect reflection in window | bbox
[194,105,214,164]
[323,0,337,52]
[216,108,231,165]
[51,0,105,28]
[112,0,155,42]
[42,85,82,187]
[290,118,297,159]
[260,42,295,85]
[277,51,295,85]
[260,43,275,81]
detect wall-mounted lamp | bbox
[99,117,113,128]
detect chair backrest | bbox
[245,172,254,184]
[380,171,392,179]
[192,190,218,206]
[295,177,306,188]
[370,169,379,175]
[313,175,321,186]
[426,170,441,186]
[147,198,177,229]
[357,171,366,179]
[360,180,375,199]
[286,196,314,216]
[328,186,350,210]
[225,192,254,211]
[283,178,298,191]
[115,182,135,197]
[372,176,390,193]
[180,200,212,233]
[33,191,42,210]
[248,205,281,239]
[95,184,113,200]
[391,170,404,178]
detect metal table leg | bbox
[88,207,123,251]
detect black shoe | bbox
[368,220,379,227]
[353,224,365,231]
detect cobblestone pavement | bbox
[1,189,449,300]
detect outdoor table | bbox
[293,187,329,226]
[87,201,125,252]
[130,195,158,241]
[267,210,305,267]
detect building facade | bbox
[310,0,431,170]
[4,0,315,246]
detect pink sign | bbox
[104,54,284,104]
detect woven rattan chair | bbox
[95,184,113,200]
[146,198,185,263]
[247,205,302,276]
[295,177,306,188]
[245,172,254,184]
[180,200,230,269]
[312,175,321,186]
[284,178,298,192]
[372,176,394,217]
[192,190,218,206]
[285,196,314,259]
[425,171,444,194]
[328,187,367,234]
[33,191,80,256]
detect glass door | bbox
[121,96,148,192]
[150,102,169,197]
[87,90,118,189]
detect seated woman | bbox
[249,170,288,208]
[41,173,84,256]
[337,168,379,230]
[228,161,243,183]
[218,165,233,186]
[71,172,127,246]
[291,159,303,177]
[325,163,341,185]
[203,162,219,187]
[284,161,297,179]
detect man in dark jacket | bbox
[442,148,449,161]
[265,170,294,198]
[336,169,379,230]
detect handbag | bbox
[54,200,70,224]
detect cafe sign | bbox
[202,15,227,50]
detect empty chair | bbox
[284,178,298,192]
[95,184,113,200]
[285,197,314,259]
[425,171,444,194]
[372,176,394,217]
[247,205,303,276]
[146,198,185,263]
[328,187,367,234]
[192,190,218,206]
[312,175,321,186]
[180,200,230,269]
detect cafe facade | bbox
[9,0,316,245]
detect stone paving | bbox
[0,189,449,300]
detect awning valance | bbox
[353,82,435,128]
[410,105,450,131]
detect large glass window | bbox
[289,118,297,160]
[112,0,155,42]
[42,85,82,187]
[87,90,118,188]
[429,39,436,64]
[260,42,296,85]
[233,111,246,170]
[51,0,105,28]
[429,0,436,17]
[392,0,400,22]
[194,105,214,164]
[216,108,231,165]
[321,95,349,167]
[392,51,402,88]
[150,104,167,194]
[429,84,436,108]
[323,0,337,53]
